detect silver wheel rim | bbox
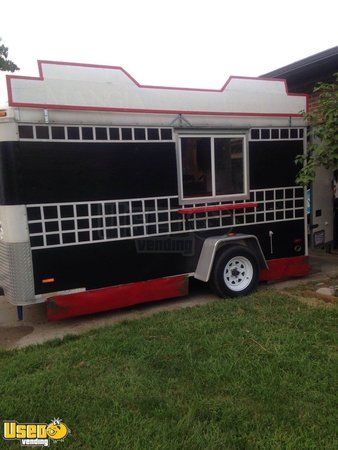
[223,256,253,292]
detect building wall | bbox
[308,92,335,248]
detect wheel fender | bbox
[194,234,267,282]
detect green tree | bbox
[0,38,19,72]
[296,74,338,186]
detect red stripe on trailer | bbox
[260,256,310,281]
[47,275,189,321]
[46,257,309,321]
[177,202,257,215]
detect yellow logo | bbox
[3,418,70,447]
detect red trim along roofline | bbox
[6,59,310,116]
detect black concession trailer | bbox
[0,61,310,320]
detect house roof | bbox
[262,46,338,93]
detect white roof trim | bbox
[7,60,308,117]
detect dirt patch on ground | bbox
[300,290,337,303]
[297,295,336,309]
[281,275,338,309]
[0,326,34,349]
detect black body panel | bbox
[0,137,305,296]
[0,140,303,203]
[0,141,177,204]
[32,221,305,295]
[249,141,303,189]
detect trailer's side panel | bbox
[0,141,20,205]
[31,220,305,295]
[249,141,302,189]
[0,139,304,204]
[0,132,307,305]
[0,141,178,204]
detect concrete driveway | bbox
[0,282,219,349]
[1,251,337,350]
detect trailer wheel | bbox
[209,245,259,298]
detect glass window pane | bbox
[121,128,132,140]
[134,128,146,140]
[18,125,33,139]
[82,127,93,140]
[251,129,259,140]
[36,126,49,139]
[51,126,65,139]
[109,128,120,140]
[181,137,212,198]
[147,128,160,140]
[95,127,108,140]
[160,128,172,140]
[214,138,244,195]
[67,126,80,140]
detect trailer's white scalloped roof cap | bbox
[7,60,308,118]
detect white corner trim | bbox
[0,205,30,243]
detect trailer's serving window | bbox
[178,135,248,204]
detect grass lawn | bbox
[0,289,337,449]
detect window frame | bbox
[176,132,249,205]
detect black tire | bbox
[209,245,259,298]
